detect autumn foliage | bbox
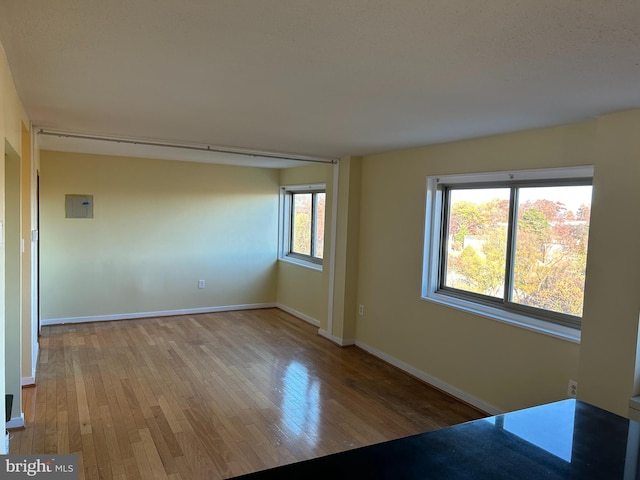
[445,186,591,317]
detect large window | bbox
[279,184,326,269]
[423,167,593,337]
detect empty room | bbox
[1,1,640,479]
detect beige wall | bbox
[356,120,608,413]
[1,41,31,441]
[4,141,21,421]
[578,110,640,415]
[276,164,333,328]
[40,151,280,320]
[355,113,640,415]
[20,123,34,381]
[330,157,361,343]
[0,42,7,447]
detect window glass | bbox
[511,185,592,317]
[443,188,510,299]
[314,193,326,259]
[423,167,594,334]
[280,186,326,268]
[292,193,312,256]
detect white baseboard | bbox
[318,329,355,347]
[6,413,25,430]
[32,341,39,378]
[21,376,35,387]
[274,306,356,346]
[276,304,320,327]
[355,340,502,416]
[41,303,277,326]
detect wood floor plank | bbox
[138,428,170,480]
[143,407,181,475]
[131,438,157,480]
[10,308,485,479]
[122,456,142,480]
[72,354,92,436]
[100,404,125,473]
[30,370,48,455]
[80,433,97,470]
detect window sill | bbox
[278,255,323,272]
[421,291,580,344]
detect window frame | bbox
[422,166,594,343]
[279,184,326,271]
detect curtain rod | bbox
[37,129,337,164]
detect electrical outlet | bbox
[198,280,205,289]
[568,379,578,398]
[358,304,364,316]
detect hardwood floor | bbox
[9,308,484,479]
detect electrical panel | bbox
[65,194,94,218]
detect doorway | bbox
[4,141,22,426]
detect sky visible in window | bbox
[451,185,592,212]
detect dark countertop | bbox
[231,399,638,479]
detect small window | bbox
[423,167,593,339]
[279,184,326,269]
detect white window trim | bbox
[421,165,594,344]
[278,183,326,271]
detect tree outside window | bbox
[442,183,592,322]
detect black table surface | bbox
[231,399,640,479]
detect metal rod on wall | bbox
[37,129,337,165]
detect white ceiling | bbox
[0,1,639,167]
